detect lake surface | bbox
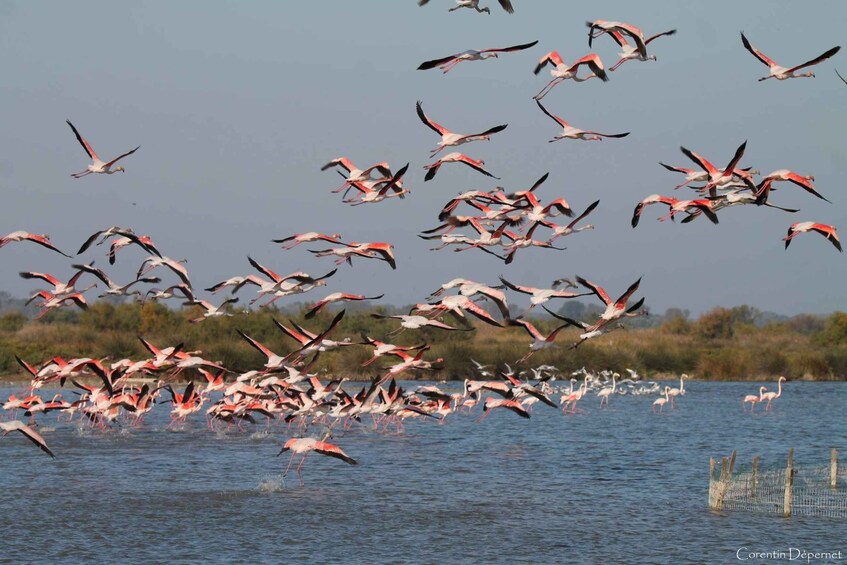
[1,380,845,564]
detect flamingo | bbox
[76,226,136,255]
[30,291,90,319]
[423,152,499,182]
[416,100,508,157]
[574,275,645,332]
[760,170,829,203]
[597,373,617,407]
[602,28,677,71]
[0,420,55,458]
[19,264,94,297]
[272,232,344,250]
[532,52,608,99]
[278,436,357,485]
[507,318,571,363]
[481,398,530,419]
[0,231,71,257]
[761,376,786,411]
[499,275,591,311]
[321,157,392,192]
[585,21,676,71]
[417,40,537,73]
[304,292,384,319]
[72,263,161,298]
[535,100,629,142]
[743,386,768,413]
[740,32,840,81]
[652,386,672,413]
[106,234,162,264]
[137,256,192,287]
[184,297,240,323]
[631,194,719,226]
[341,164,410,205]
[666,374,688,409]
[359,335,428,367]
[66,120,140,178]
[370,313,470,336]
[418,0,514,14]
[783,222,842,252]
[679,141,748,195]
[531,200,598,244]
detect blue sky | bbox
[1,1,845,316]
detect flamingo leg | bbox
[609,58,628,72]
[533,77,564,100]
[296,454,307,485]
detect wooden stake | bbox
[709,457,716,508]
[784,448,794,517]
[752,455,759,497]
[832,449,838,490]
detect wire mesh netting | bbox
[709,451,847,518]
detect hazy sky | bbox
[1,1,845,316]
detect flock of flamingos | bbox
[0,1,836,480]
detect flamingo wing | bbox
[416,101,448,135]
[535,100,569,128]
[66,120,98,160]
[740,32,777,68]
[785,45,840,74]
[482,40,538,54]
[104,145,140,168]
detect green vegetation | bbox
[1,302,845,381]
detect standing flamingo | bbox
[652,386,672,413]
[742,386,768,413]
[760,377,786,411]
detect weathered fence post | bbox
[784,448,794,517]
[709,457,716,507]
[832,449,838,490]
[752,455,759,498]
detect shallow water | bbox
[1,381,845,564]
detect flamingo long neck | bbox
[679,375,685,394]
[759,387,767,400]
[775,378,783,398]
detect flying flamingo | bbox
[507,318,571,363]
[184,297,240,322]
[761,377,786,411]
[760,170,830,203]
[19,264,94,298]
[417,40,537,73]
[423,152,499,181]
[535,100,629,142]
[278,436,357,485]
[532,52,608,99]
[272,232,344,250]
[66,120,140,178]
[371,313,470,336]
[71,263,160,298]
[537,199,600,243]
[740,32,840,81]
[480,398,530,419]
[679,141,748,195]
[0,231,71,257]
[743,386,768,413]
[416,100,508,157]
[575,275,645,332]
[137,256,192,287]
[304,292,384,319]
[631,194,719,226]
[418,0,515,14]
[585,21,676,71]
[0,420,55,458]
[321,157,392,192]
[498,275,591,311]
[783,222,842,252]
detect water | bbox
[1,381,845,564]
